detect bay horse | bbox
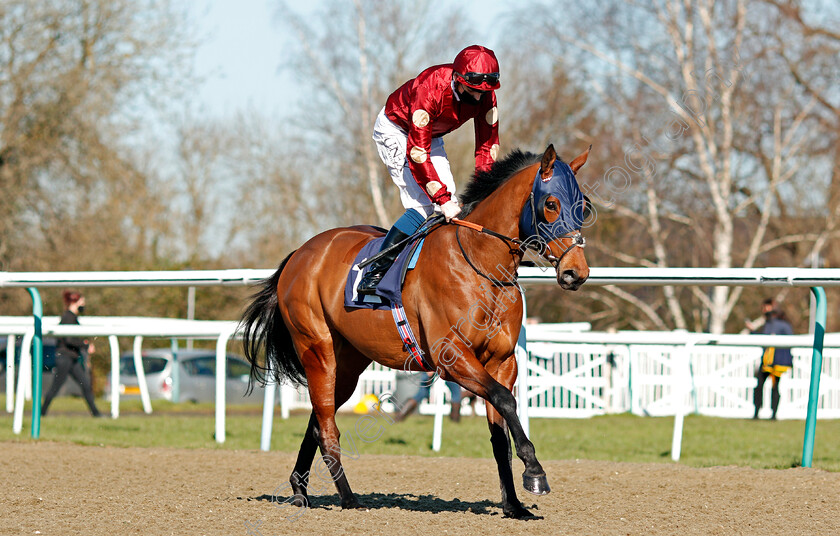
[241,144,591,519]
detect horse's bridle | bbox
[452,209,586,287]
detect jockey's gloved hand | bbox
[440,199,462,222]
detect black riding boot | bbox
[357,226,411,295]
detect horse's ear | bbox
[540,144,557,180]
[569,145,592,175]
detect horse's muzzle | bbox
[557,268,586,290]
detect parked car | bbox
[106,349,264,404]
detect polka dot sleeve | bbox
[474,91,500,173]
[406,84,451,205]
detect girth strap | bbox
[391,304,434,372]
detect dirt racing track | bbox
[2,441,838,535]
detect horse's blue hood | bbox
[520,159,585,241]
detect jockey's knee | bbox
[394,208,427,234]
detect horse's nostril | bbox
[562,269,578,283]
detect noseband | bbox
[453,220,585,285]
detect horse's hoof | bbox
[290,494,309,508]
[503,503,538,519]
[341,498,364,510]
[522,473,551,495]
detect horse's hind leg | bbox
[290,338,370,509]
[288,413,319,507]
[485,357,534,518]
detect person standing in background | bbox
[749,298,794,420]
[394,372,463,423]
[41,290,102,417]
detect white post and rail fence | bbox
[1,267,838,467]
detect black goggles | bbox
[458,72,500,86]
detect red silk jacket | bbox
[384,63,500,205]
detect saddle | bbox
[344,236,424,310]
[343,230,433,371]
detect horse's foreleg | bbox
[444,351,548,499]
[485,357,534,518]
[485,377,549,496]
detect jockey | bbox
[358,44,501,295]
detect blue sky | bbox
[189,0,508,117]
[190,0,290,116]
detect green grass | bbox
[3,395,840,471]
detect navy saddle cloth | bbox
[344,237,424,310]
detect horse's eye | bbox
[546,201,557,211]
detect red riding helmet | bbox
[452,45,501,91]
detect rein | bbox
[454,224,519,287]
[450,215,585,286]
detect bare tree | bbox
[756,0,840,266]
[512,0,833,332]
[273,0,474,228]
[0,0,195,272]
[222,111,322,266]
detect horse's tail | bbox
[240,250,307,392]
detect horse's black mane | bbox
[459,149,561,216]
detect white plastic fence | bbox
[527,342,840,420]
[8,318,839,453]
[525,342,628,417]
[3,267,840,456]
[16,319,835,428]
[1,316,239,442]
[273,334,840,420]
[4,321,838,429]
